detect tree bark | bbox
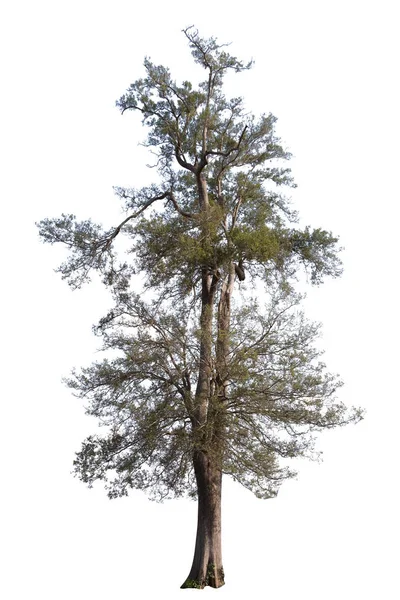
[181,267,232,590]
[181,449,224,589]
[182,171,226,589]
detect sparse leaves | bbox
[65,288,361,500]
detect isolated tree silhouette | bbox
[38,27,362,589]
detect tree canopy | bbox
[37,27,362,588]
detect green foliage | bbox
[37,27,362,503]
[63,288,361,501]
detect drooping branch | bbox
[37,185,198,289]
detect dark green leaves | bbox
[289,226,343,283]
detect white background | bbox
[1,1,399,597]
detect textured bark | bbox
[181,449,224,589]
[197,172,210,210]
[182,155,227,589]
[181,266,234,590]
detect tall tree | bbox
[37,27,362,589]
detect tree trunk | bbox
[182,173,225,589]
[181,449,225,589]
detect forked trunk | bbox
[181,449,224,589]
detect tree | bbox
[37,27,363,589]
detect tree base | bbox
[181,564,225,589]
